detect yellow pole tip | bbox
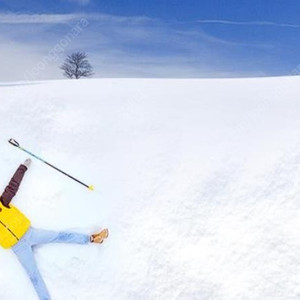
[88,185,94,191]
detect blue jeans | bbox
[12,227,90,300]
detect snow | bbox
[1,77,300,299]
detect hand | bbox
[23,158,32,168]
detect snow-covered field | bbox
[1,77,300,300]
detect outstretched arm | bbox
[1,160,31,207]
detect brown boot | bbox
[90,228,109,244]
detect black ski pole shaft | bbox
[8,139,94,191]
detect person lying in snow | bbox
[0,159,109,300]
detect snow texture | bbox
[1,77,300,299]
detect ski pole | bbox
[8,139,94,191]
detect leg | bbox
[28,227,90,247]
[12,242,51,300]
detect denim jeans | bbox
[12,227,90,300]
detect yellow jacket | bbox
[0,201,30,249]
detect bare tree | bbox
[60,52,94,79]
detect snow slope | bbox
[1,77,300,300]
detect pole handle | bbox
[8,139,20,147]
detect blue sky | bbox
[0,0,299,81]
